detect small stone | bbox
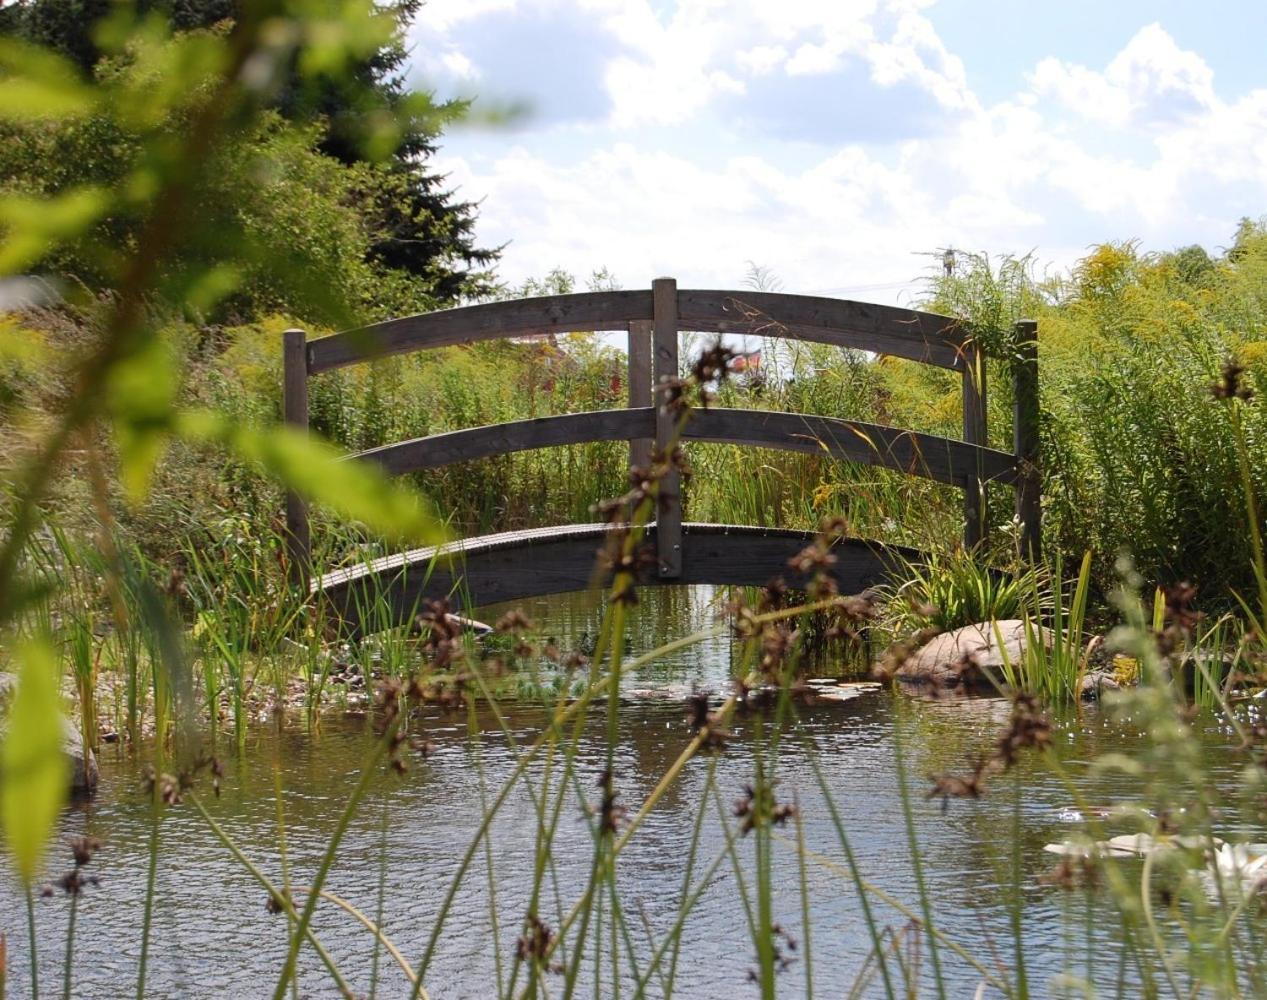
[1079,670,1121,700]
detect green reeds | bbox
[881,545,1045,637]
[65,619,97,759]
[1014,549,1093,706]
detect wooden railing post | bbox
[283,328,311,585]
[1012,320,1040,561]
[627,320,652,471]
[961,340,987,550]
[652,278,682,578]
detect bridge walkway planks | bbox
[316,522,913,637]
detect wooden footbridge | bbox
[281,279,1039,633]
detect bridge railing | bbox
[282,278,1040,583]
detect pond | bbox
[0,587,1256,997]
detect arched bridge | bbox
[281,279,1039,634]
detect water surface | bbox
[0,587,1254,997]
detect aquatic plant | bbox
[879,544,1047,637]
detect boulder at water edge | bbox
[0,671,99,793]
[894,620,1043,695]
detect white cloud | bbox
[785,40,848,76]
[418,6,1267,297]
[434,136,1041,298]
[868,9,975,111]
[439,50,476,80]
[736,45,788,76]
[1030,23,1215,127]
[414,0,980,131]
[604,58,745,128]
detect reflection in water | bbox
[0,587,1251,997]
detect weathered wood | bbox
[316,523,912,637]
[682,408,1017,487]
[627,321,653,471]
[961,341,988,549]
[653,277,682,578]
[678,289,966,369]
[1013,320,1041,560]
[282,328,310,585]
[306,287,964,374]
[351,409,656,475]
[346,406,1015,487]
[280,280,1038,629]
[308,291,654,373]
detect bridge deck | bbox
[315,522,912,635]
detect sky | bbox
[407,0,1267,305]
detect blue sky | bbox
[408,0,1267,303]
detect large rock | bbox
[58,716,99,793]
[0,671,99,793]
[894,620,1043,695]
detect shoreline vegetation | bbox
[2,1,1267,997]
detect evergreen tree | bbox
[278,0,500,303]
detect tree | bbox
[0,0,498,310]
[271,0,500,303]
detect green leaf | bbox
[183,263,244,315]
[297,1,393,78]
[0,187,109,275]
[0,38,97,122]
[105,335,180,502]
[176,409,446,545]
[1,639,69,886]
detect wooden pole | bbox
[961,340,987,550]
[652,278,682,578]
[1012,320,1040,561]
[282,328,311,586]
[627,320,652,471]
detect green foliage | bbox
[881,546,1045,635]
[0,6,496,322]
[1,638,68,885]
[928,231,1267,603]
[178,409,444,545]
[0,3,462,893]
[0,0,498,306]
[1001,550,1093,707]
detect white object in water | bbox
[1203,843,1267,896]
[805,680,882,702]
[1043,832,1224,859]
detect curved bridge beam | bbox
[353,408,655,474]
[683,409,1018,487]
[347,407,1014,488]
[305,289,964,374]
[309,291,653,373]
[315,523,913,637]
[678,290,966,369]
